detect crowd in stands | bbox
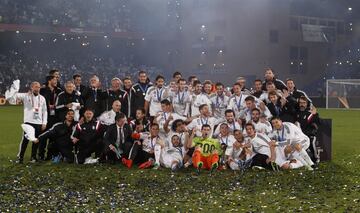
[0,0,132,31]
[0,52,163,94]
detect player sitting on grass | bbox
[217,123,236,169]
[123,123,164,169]
[157,135,186,172]
[35,109,77,163]
[270,117,314,170]
[71,109,105,164]
[227,130,253,171]
[244,123,280,171]
[189,124,222,175]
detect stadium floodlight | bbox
[326,79,360,109]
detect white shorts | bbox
[274,146,288,167]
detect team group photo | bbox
[0,0,359,212]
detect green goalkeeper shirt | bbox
[192,137,222,157]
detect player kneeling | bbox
[189,124,222,175]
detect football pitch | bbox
[0,106,359,212]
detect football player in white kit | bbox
[227,83,248,119]
[243,108,272,136]
[210,82,230,121]
[190,80,212,117]
[213,109,242,137]
[270,117,314,170]
[157,134,186,172]
[217,123,236,168]
[154,99,186,140]
[227,130,253,171]
[187,104,220,138]
[244,123,280,171]
[144,75,170,118]
[171,78,191,117]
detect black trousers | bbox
[56,141,75,163]
[128,143,154,164]
[18,123,42,160]
[76,138,105,164]
[307,135,319,163]
[251,153,273,170]
[38,116,58,159]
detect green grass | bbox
[0,106,360,212]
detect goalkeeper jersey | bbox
[192,137,222,157]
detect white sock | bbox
[154,144,162,165]
[229,161,239,170]
[292,151,309,168]
[299,149,314,166]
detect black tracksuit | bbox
[39,86,62,159]
[38,121,77,163]
[72,119,105,164]
[55,91,83,121]
[296,110,320,162]
[131,82,153,118]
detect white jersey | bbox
[243,120,272,136]
[210,94,230,120]
[155,112,186,138]
[171,90,191,117]
[228,141,253,161]
[259,92,269,104]
[160,146,186,168]
[12,93,48,125]
[167,131,188,148]
[97,110,118,126]
[144,86,171,116]
[243,106,272,122]
[187,116,220,137]
[213,121,242,137]
[270,122,310,149]
[190,93,212,117]
[137,133,163,153]
[218,134,236,156]
[227,93,248,119]
[248,133,272,157]
[259,90,283,104]
[247,133,287,166]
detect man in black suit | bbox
[103,112,133,163]
[81,75,107,118]
[73,74,86,96]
